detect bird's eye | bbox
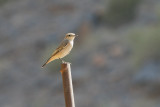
[68,35,71,36]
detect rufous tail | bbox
[41,62,48,68]
[41,56,56,68]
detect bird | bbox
[42,33,78,68]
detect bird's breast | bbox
[70,40,74,46]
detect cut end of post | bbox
[62,62,71,65]
[60,62,71,73]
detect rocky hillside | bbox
[0,0,160,107]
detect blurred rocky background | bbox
[0,0,160,107]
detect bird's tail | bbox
[41,62,48,68]
[41,56,56,68]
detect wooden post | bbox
[60,63,75,107]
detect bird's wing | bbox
[41,39,69,68]
[51,39,69,56]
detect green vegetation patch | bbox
[128,26,160,66]
[104,0,141,27]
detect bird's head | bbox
[65,33,78,40]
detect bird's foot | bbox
[62,60,65,63]
[59,58,71,64]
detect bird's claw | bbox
[59,58,71,64]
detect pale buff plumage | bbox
[42,33,77,68]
